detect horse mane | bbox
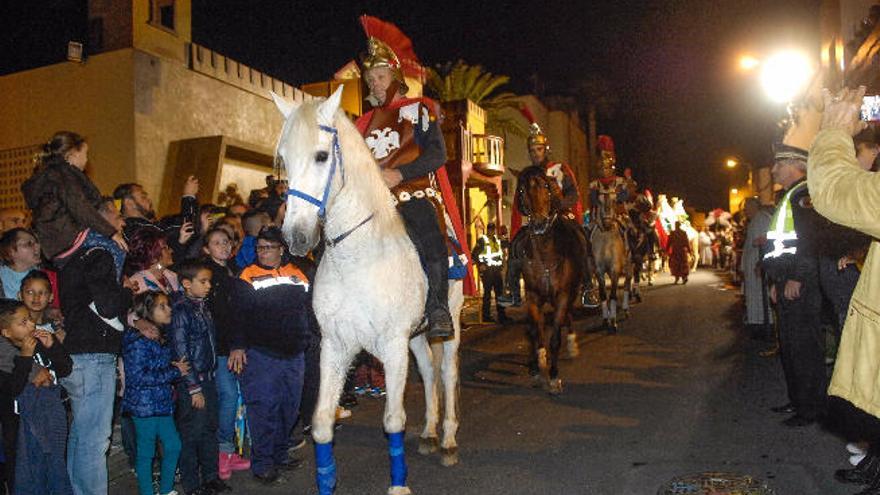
[283,102,402,235]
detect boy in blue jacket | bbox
[170,260,229,495]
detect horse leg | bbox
[526,298,545,387]
[597,273,609,330]
[565,312,579,359]
[548,298,568,395]
[622,266,631,319]
[608,272,619,333]
[439,280,463,466]
[632,258,642,303]
[378,338,413,495]
[439,336,460,466]
[313,337,358,495]
[409,335,439,456]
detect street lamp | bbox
[739,55,760,71]
[759,50,813,103]
[725,158,738,168]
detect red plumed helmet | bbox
[359,15,424,82]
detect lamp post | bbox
[737,50,814,104]
[723,156,752,213]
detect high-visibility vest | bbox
[477,235,504,267]
[763,181,808,260]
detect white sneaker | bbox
[161,491,179,495]
[850,453,867,466]
[847,442,868,455]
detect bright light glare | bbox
[726,159,738,168]
[730,188,739,194]
[760,51,813,103]
[739,55,760,71]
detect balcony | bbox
[469,133,505,176]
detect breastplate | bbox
[363,103,431,195]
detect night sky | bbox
[2,0,823,210]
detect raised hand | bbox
[821,86,868,136]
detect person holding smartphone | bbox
[113,176,200,263]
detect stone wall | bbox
[0,49,137,198]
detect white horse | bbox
[272,87,463,495]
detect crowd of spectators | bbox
[0,129,359,495]
[734,84,880,493]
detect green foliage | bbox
[426,60,528,138]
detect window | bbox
[148,0,175,32]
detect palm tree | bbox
[426,60,528,138]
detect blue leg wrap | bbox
[387,431,408,487]
[315,441,337,495]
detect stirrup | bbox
[427,309,454,340]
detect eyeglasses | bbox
[255,244,281,252]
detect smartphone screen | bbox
[861,95,880,122]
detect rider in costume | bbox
[353,15,453,339]
[504,114,585,306]
[588,135,630,238]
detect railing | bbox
[470,134,504,176]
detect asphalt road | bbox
[110,269,855,495]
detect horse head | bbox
[516,166,557,222]
[595,191,619,230]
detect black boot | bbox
[855,466,880,495]
[426,259,453,340]
[836,451,880,485]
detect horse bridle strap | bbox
[326,213,374,248]
[287,124,345,220]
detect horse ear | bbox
[270,91,299,119]
[318,86,344,125]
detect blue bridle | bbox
[286,124,344,220]
[283,123,373,247]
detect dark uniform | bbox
[762,176,826,425]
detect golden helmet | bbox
[359,15,423,95]
[527,122,549,148]
[598,135,616,170]
[360,37,406,91]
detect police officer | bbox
[472,223,506,323]
[761,143,826,427]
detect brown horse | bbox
[513,166,587,394]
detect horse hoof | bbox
[418,436,439,455]
[388,486,413,495]
[440,447,459,467]
[530,373,543,388]
[548,378,563,395]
